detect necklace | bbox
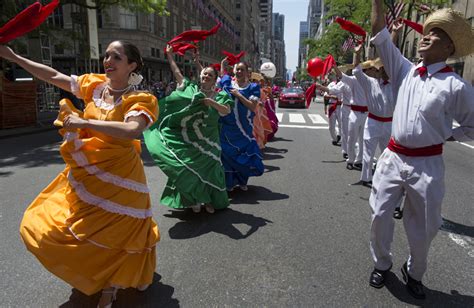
[107,84,131,92]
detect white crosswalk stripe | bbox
[308,114,327,125]
[289,114,306,123]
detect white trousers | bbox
[369,149,444,281]
[347,110,367,164]
[340,105,351,154]
[360,118,392,182]
[328,105,341,142]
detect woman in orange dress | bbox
[0,41,159,307]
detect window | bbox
[151,47,155,57]
[97,10,103,28]
[54,44,64,55]
[119,8,137,29]
[149,14,155,34]
[236,15,241,22]
[48,5,64,28]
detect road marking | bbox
[308,114,328,125]
[449,234,474,258]
[279,124,329,130]
[455,141,474,149]
[289,114,305,123]
[276,113,283,122]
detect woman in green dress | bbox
[144,45,234,213]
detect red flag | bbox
[401,18,423,34]
[334,17,366,39]
[168,23,221,44]
[305,83,317,108]
[0,0,60,44]
[322,55,336,77]
[210,63,221,71]
[222,50,246,65]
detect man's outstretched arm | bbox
[371,0,386,35]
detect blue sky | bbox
[273,0,309,73]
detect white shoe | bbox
[190,204,201,213]
[239,185,248,191]
[204,204,215,214]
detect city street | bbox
[1,102,473,307]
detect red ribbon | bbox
[335,17,366,40]
[166,42,197,56]
[368,113,392,122]
[0,0,60,44]
[350,105,369,112]
[168,23,221,44]
[222,50,246,66]
[305,84,317,108]
[401,18,423,35]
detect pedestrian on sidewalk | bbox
[0,41,160,308]
[144,45,233,214]
[368,2,474,299]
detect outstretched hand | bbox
[0,45,16,61]
[63,114,88,129]
[354,43,364,54]
[392,19,404,33]
[165,44,174,54]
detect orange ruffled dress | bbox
[20,74,160,295]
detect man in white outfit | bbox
[369,2,474,299]
[324,78,342,145]
[334,63,370,170]
[353,55,394,187]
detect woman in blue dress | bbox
[219,61,264,191]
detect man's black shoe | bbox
[343,153,348,159]
[393,207,403,219]
[401,262,426,299]
[369,264,392,288]
[362,180,372,188]
[354,162,363,170]
[332,140,338,146]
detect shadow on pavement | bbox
[165,208,272,240]
[229,185,289,205]
[0,143,63,173]
[263,146,288,154]
[440,218,474,238]
[384,271,474,307]
[264,164,280,173]
[269,136,293,142]
[59,273,178,307]
[262,153,284,160]
[321,159,346,163]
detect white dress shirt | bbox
[353,65,394,118]
[328,81,351,104]
[371,28,474,147]
[341,73,368,106]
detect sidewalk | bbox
[0,111,57,139]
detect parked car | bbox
[278,87,306,108]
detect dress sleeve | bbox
[71,74,107,100]
[451,81,474,142]
[122,92,159,128]
[216,90,235,108]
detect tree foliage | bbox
[62,0,168,14]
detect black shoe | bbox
[354,162,363,170]
[346,163,354,170]
[401,262,426,299]
[393,207,403,219]
[343,153,348,159]
[362,180,372,188]
[336,135,341,143]
[332,140,338,146]
[369,264,392,289]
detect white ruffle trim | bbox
[124,110,154,128]
[67,226,154,253]
[92,82,123,111]
[249,95,259,102]
[70,75,82,99]
[67,171,153,219]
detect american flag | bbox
[342,37,355,52]
[385,1,405,32]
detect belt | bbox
[368,112,392,122]
[350,105,368,113]
[388,137,443,157]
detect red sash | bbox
[350,104,369,113]
[328,100,342,118]
[388,137,443,157]
[368,112,392,122]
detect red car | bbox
[278,87,305,108]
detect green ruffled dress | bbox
[144,79,234,209]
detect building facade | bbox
[272,12,286,79]
[259,0,273,64]
[298,21,308,69]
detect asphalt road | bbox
[0,102,473,307]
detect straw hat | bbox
[361,60,374,70]
[337,64,354,72]
[372,58,384,69]
[423,8,474,58]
